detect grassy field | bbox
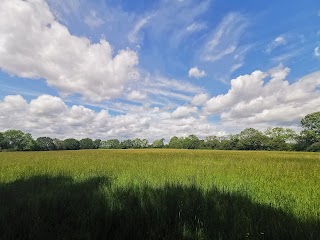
[0,149,319,239]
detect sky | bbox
[0,0,319,141]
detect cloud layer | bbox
[0,94,222,140]
[0,0,139,102]
[204,65,320,126]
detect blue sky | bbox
[0,0,319,140]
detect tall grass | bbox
[0,149,319,239]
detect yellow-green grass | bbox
[0,149,319,239]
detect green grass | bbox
[0,149,319,239]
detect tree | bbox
[3,130,25,150]
[301,112,320,134]
[237,128,269,150]
[79,138,94,149]
[152,138,165,148]
[265,127,297,151]
[168,136,182,149]
[3,130,36,151]
[121,139,133,149]
[300,112,320,146]
[53,138,64,150]
[132,138,149,148]
[36,137,56,151]
[101,139,121,149]
[63,138,80,150]
[93,139,101,149]
[204,136,221,149]
[0,132,7,150]
[182,135,200,149]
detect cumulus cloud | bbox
[171,106,197,119]
[204,65,320,126]
[202,12,248,62]
[266,36,287,53]
[0,94,222,140]
[127,90,147,101]
[188,67,206,79]
[0,0,139,102]
[191,93,209,106]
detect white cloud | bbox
[171,106,197,119]
[204,65,320,126]
[202,12,248,62]
[128,16,152,44]
[0,0,139,102]
[127,90,147,101]
[314,47,320,57]
[188,67,206,78]
[191,93,209,106]
[84,10,105,28]
[186,22,207,32]
[0,94,222,140]
[266,36,287,53]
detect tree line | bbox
[0,112,319,152]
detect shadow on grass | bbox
[0,175,318,240]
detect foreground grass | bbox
[0,149,319,239]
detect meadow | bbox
[0,149,319,239]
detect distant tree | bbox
[168,136,182,149]
[237,128,269,150]
[301,112,320,134]
[204,136,221,149]
[20,133,37,151]
[265,127,297,151]
[93,139,101,149]
[0,132,7,150]
[63,138,80,150]
[53,138,64,150]
[182,135,200,149]
[152,138,165,148]
[121,139,133,149]
[36,137,56,151]
[132,138,149,148]
[307,142,320,152]
[3,130,36,151]
[3,130,25,150]
[101,139,121,149]
[79,138,94,149]
[300,112,320,147]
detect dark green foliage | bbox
[0,175,318,239]
[307,142,320,152]
[79,138,94,149]
[0,132,7,150]
[63,138,80,150]
[93,139,101,149]
[53,138,64,150]
[36,137,56,151]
